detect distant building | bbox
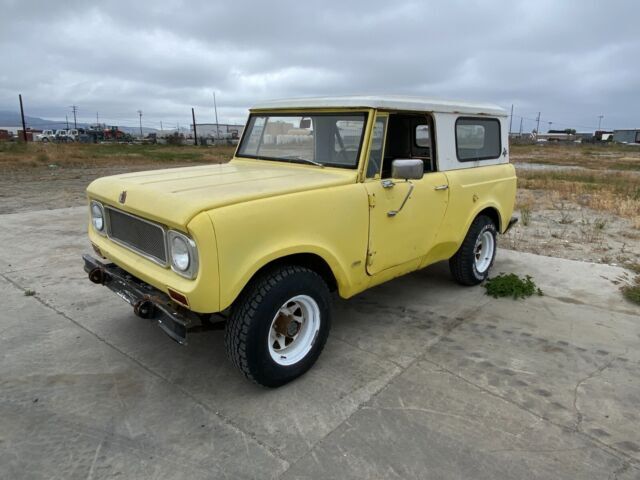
[613,129,640,144]
[0,126,22,135]
[575,132,594,142]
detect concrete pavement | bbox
[1,206,639,479]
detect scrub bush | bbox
[484,273,543,299]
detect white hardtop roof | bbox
[251,95,507,116]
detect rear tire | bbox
[449,215,497,286]
[225,265,331,387]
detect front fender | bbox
[209,184,370,311]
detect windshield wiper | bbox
[280,155,324,168]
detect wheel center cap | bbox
[274,313,301,338]
[286,321,300,337]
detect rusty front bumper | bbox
[82,254,200,345]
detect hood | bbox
[87,158,356,227]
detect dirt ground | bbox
[1,142,638,269]
[503,188,640,267]
[0,161,199,214]
[0,143,234,214]
[506,144,640,269]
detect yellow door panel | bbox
[365,172,449,275]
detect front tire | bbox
[449,215,497,286]
[225,265,332,387]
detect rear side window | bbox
[415,124,430,147]
[455,117,501,161]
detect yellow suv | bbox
[83,96,517,387]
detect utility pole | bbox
[213,91,220,139]
[519,117,523,136]
[160,121,163,132]
[18,94,27,142]
[597,115,604,130]
[137,110,143,137]
[508,104,514,134]
[535,112,540,134]
[71,105,78,129]
[96,112,99,127]
[192,108,198,146]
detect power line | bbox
[137,110,143,137]
[70,105,78,129]
[511,113,600,132]
[18,94,27,142]
[213,91,220,139]
[192,108,198,146]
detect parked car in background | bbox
[54,129,70,142]
[83,95,517,387]
[35,129,56,142]
[66,129,80,141]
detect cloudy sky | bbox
[1,0,638,132]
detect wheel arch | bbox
[476,205,502,232]
[252,252,338,292]
[223,248,345,312]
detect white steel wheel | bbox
[268,295,321,366]
[474,230,495,273]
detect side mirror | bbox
[391,159,424,180]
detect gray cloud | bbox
[1,0,638,131]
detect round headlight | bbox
[91,202,104,232]
[171,235,190,271]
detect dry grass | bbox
[517,169,640,228]
[0,142,236,170]
[511,143,640,171]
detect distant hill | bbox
[0,110,158,134]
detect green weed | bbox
[621,280,640,305]
[520,206,531,226]
[484,273,543,300]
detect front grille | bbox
[106,207,167,264]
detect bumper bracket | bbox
[82,254,201,345]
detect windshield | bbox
[237,112,367,169]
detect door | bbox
[364,113,449,275]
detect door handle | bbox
[434,184,449,191]
[388,182,414,217]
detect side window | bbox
[415,124,430,147]
[455,117,501,161]
[366,117,387,178]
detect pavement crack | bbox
[572,356,619,433]
[483,446,589,454]
[420,356,640,471]
[277,310,472,479]
[0,272,290,471]
[610,461,631,480]
[332,336,405,369]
